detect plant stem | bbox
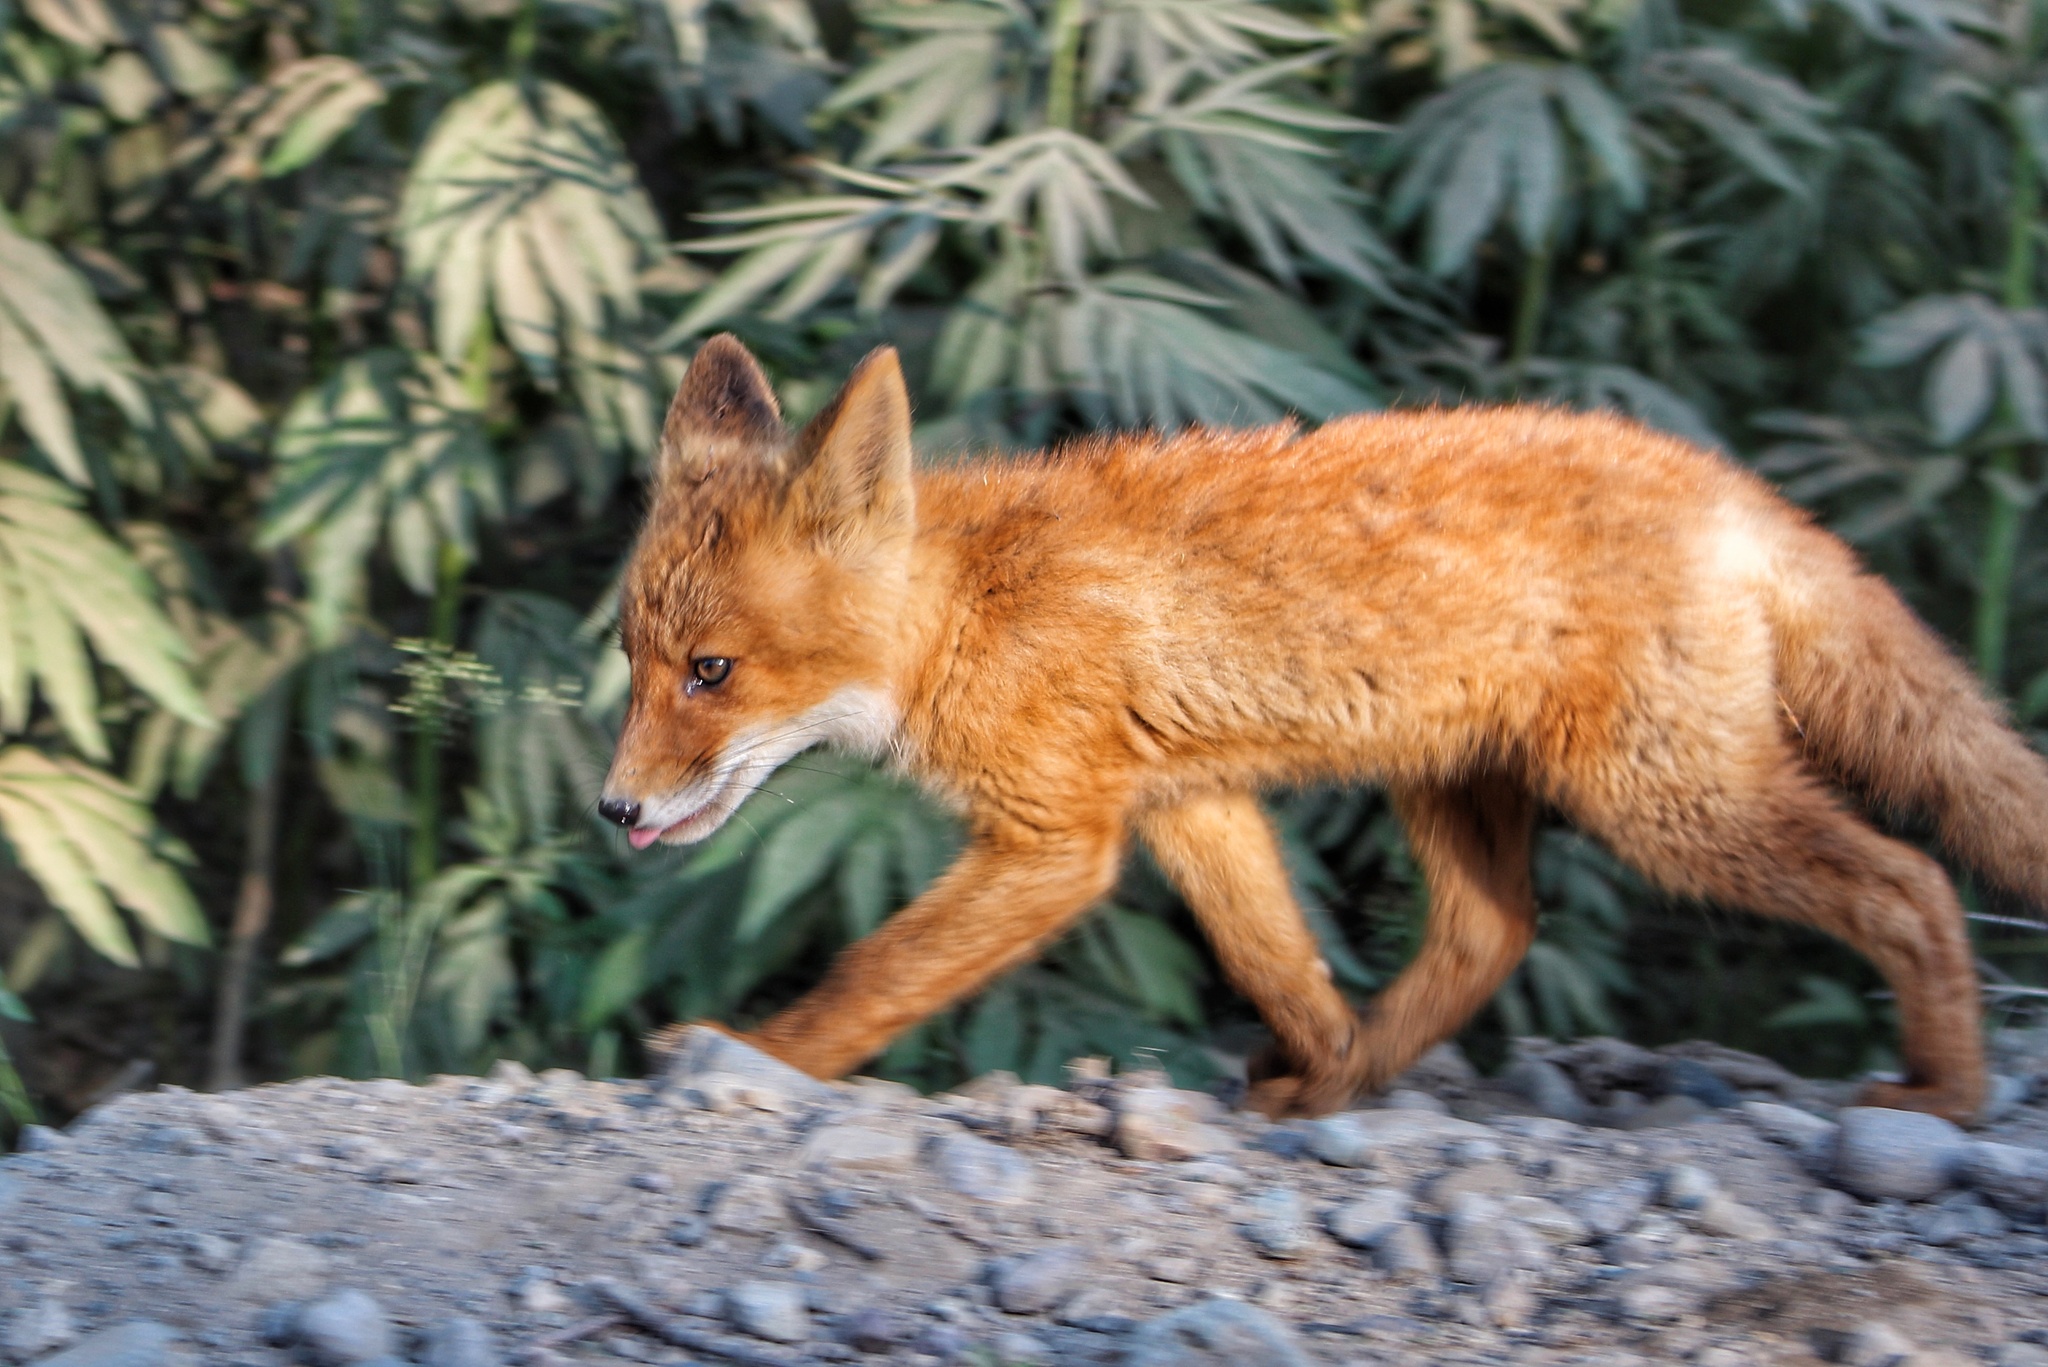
[408,541,465,891]
[1976,89,2041,687]
[1044,0,1087,132]
[1509,234,1553,378]
[206,765,280,1091]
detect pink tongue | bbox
[628,826,664,850]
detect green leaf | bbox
[735,790,871,940]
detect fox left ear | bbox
[657,334,784,483]
[792,346,914,550]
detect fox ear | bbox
[657,334,783,482]
[792,346,914,549]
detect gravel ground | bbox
[3,1027,2047,1367]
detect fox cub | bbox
[599,334,2048,1124]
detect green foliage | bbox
[0,0,2044,1118]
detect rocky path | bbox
[3,1028,2047,1367]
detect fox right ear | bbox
[657,334,783,482]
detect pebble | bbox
[1992,1345,2048,1367]
[1113,1085,1237,1162]
[1838,1320,1915,1366]
[706,1173,787,1234]
[1501,1058,1590,1123]
[16,1124,65,1152]
[1960,1140,2048,1214]
[1502,1194,1591,1244]
[802,1123,919,1171]
[1124,1297,1312,1367]
[181,1231,235,1273]
[653,1027,834,1106]
[843,1307,913,1352]
[725,1281,811,1343]
[1572,1179,1654,1237]
[1239,1186,1317,1259]
[1693,1194,1777,1241]
[1443,1194,1548,1284]
[1654,1057,1741,1108]
[419,1317,503,1367]
[1372,1221,1442,1279]
[27,1321,188,1367]
[508,1267,572,1315]
[1657,1164,1718,1210]
[1833,1108,1969,1201]
[1742,1099,1839,1155]
[990,1329,1050,1364]
[1303,1109,1489,1168]
[991,1248,1085,1314]
[1323,1188,1410,1247]
[3,1289,76,1360]
[227,1235,331,1301]
[927,1131,1036,1204]
[296,1289,393,1364]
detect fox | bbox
[597,333,2048,1125]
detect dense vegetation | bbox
[0,0,2044,1133]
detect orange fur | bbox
[603,336,2048,1124]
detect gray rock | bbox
[1833,1107,1969,1201]
[1615,1279,1694,1325]
[1501,1058,1590,1123]
[1239,1187,1315,1260]
[990,1330,1050,1364]
[1323,1189,1410,1248]
[1959,1140,2048,1215]
[27,1322,187,1367]
[1383,1089,1450,1114]
[1479,1271,1538,1330]
[1741,1100,1838,1156]
[1114,1086,1237,1162]
[1992,1345,2048,1367]
[1908,1191,2008,1245]
[1656,1040,1801,1093]
[1304,1110,1490,1168]
[705,1174,787,1235]
[1571,1179,1654,1238]
[1124,1298,1312,1367]
[1692,1195,1776,1241]
[507,1268,571,1315]
[1501,1195,1592,1245]
[725,1282,810,1343]
[181,1232,235,1274]
[0,1172,19,1218]
[1653,1058,1740,1109]
[800,1124,917,1172]
[1443,1194,1548,1285]
[1981,1073,2028,1125]
[1837,1320,1914,1367]
[1371,1221,1442,1279]
[1391,1042,1480,1094]
[1657,1164,1718,1211]
[927,1132,1036,1205]
[15,1125,63,1153]
[1616,1094,1709,1130]
[842,1308,912,1353]
[419,1317,503,1367]
[991,1248,1085,1314]
[227,1235,331,1301]
[296,1289,392,1365]
[652,1026,834,1106]
[4,1290,75,1360]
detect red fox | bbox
[598,334,2048,1124]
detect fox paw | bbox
[1855,1078,1986,1127]
[642,1018,744,1065]
[1243,1045,1361,1119]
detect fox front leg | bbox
[697,819,1127,1081]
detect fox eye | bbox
[687,657,732,692]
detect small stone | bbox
[1115,1086,1237,1162]
[1384,1089,1450,1114]
[725,1282,810,1344]
[1444,1194,1548,1285]
[651,1026,834,1106]
[985,1330,1048,1364]
[1141,1254,1201,1284]
[1323,1189,1410,1248]
[1959,1140,2048,1215]
[27,1321,187,1367]
[927,1132,1036,1204]
[1837,1320,1915,1367]
[509,1267,571,1315]
[842,1308,912,1353]
[419,1317,503,1367]
[1501,1058,1590,1124]
[1572,1179,1654,1238]
[15,1124,64,1152]
[1502,1195,1591,1245]
[1479,1270,1538,1329]
[1372,1221,1442,1279]
[1742,1100,1839,1169]
[1981,1073,2028,1125]
[1991,1345,2048,1367]
[1656,1041,1801,1092]
[1657,1165,1718,1210]
[666,1214,710,1247]
[1304,1109,1490,1168]
[1616,1279,1693,1325]
[1239,1187,1316,1260]
[182,1232,235,1273]
[1693,1195,1776,1241]
[801,1124,917,1172]
[1834,1108,1969,1201]
[759,1238,827,1272]
[706,1174,787,1235]
[296,1289,392,1365]
[1124,1297,1312,1367]
[1422,1160,1525,1205]
[1617,1095,1709,1130]
[228,1235,332,1301]
[991,1248,1085,1314]
[1653,1058,1740,1109]
[627,1170,673,1193]
[3,1289,75,1360]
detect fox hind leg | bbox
[1569,751,1986,1124]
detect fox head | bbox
[598,336,914,847]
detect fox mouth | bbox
[627,785,728,848]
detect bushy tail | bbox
[1772,532,2048,908]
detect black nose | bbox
[597,797,641,828]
